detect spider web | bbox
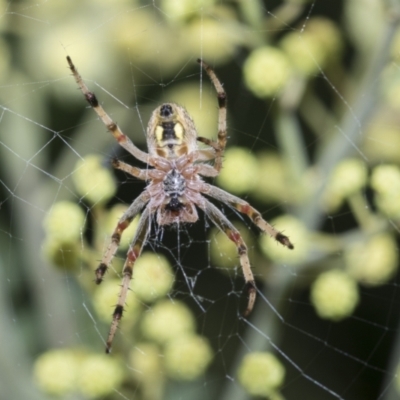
[1,0,400,399]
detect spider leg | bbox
[196,146,217,163]
[95,192,149,283]
[196,163,219,178]
[105,207,151,353]
[196,136,219,151]
[197,59,227,173]
[111,158,150,180]
[198,198,256,317]
[202,184,294,249]
[66,56,150,165]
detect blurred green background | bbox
[2,0,400,399]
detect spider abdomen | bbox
[163,169,186,211]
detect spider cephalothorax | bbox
[67,56,294,353]
[147,102,198,159]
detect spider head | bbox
[159,104,173,117]
[147,102,198,159]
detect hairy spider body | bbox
[67,56,294,353]
[145,154,202,226]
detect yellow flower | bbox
[42,237,80,270]
[252,152,289,204]
[238,352,285,397]
[310,269,359,321]
[73,154,116,205]
[183,17,239,64]
[323,158,368,210]
[371,164,400,217]
[363,117,400,164]
[141,300,196,344]
[164,335,213,380]
[371,164,400,195]
[112,9,185,73]
[77,354,124,398]
[374,192,400,218]
[329,158,367,196]
[33,349,78,396]
[160,0,215,21]
[345,234,398,286]
[131,253,175,303]
[43,201,85,242]
[217,147,259,195]
[243,46,291,98]
[281,17,341,76]
[129,342,163,382]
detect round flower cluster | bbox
[371,164,400,218]
[281,17,342,76]
[130,253,175,303]
[129,342,163,398]
[73,154,116,205]
[159,0,215,22]
[310,269,359,321]
[238,352,285,397]
[344,233,398,286]
[43,201,85,243]
[42,201,86,270]
[323,158,368,211]
[243,46,291,98]
[140,300,196,344]
[216,146,259,195]
[163,334,213,380]
[252,151,290,204]
[34,349,124,398]
[133,300,213,381]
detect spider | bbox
[66,56,294,353]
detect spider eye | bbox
[160,104,173,117]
